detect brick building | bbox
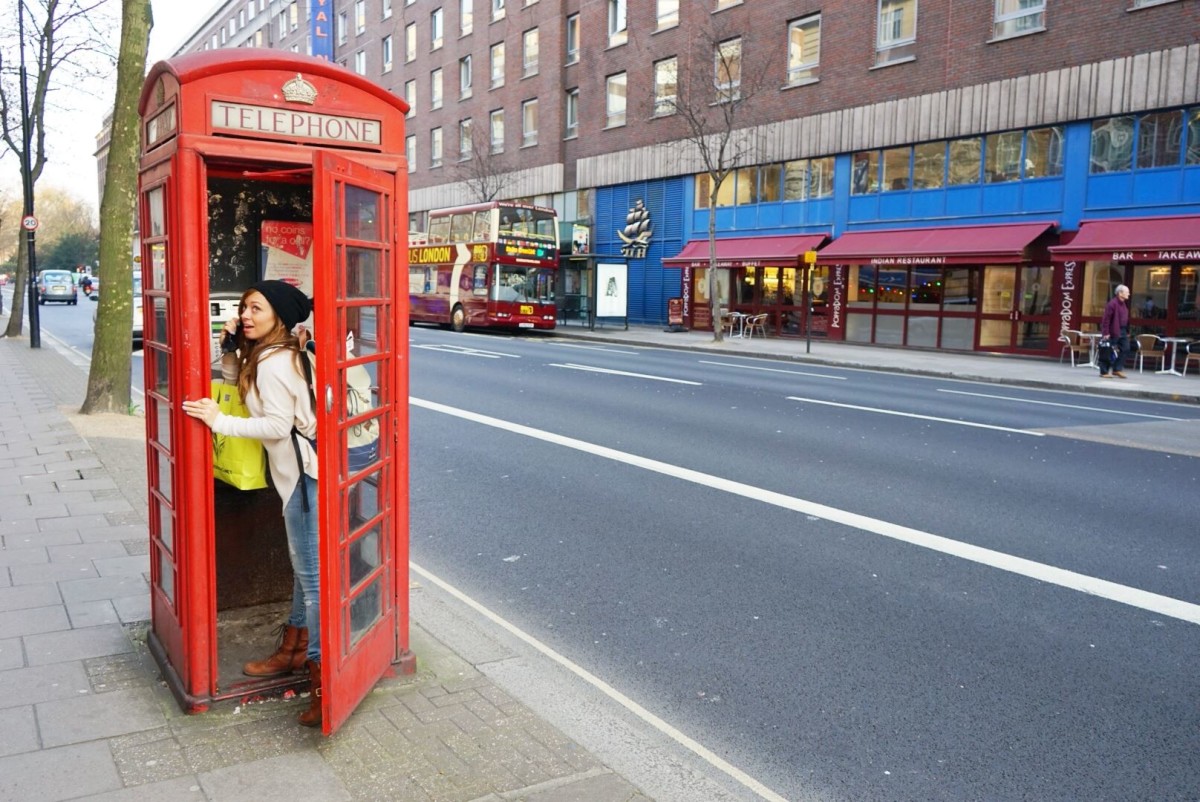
[163,0,1200,357]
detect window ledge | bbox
[460,91,472,101]
[564,132,578,140]
[606,40,628,52]
[603,122,626,131]
[869,55,916,71]
[520,142,538,149]
[653,22,679,34]
[522,70,538,79]
[782,77,819,91]
[1127,0,1182,9]
[987,27,1045,44]
[712,0,743,13]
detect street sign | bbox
[21,215,38,231]
[803,249,817,264]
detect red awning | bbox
[662,234,828,268]
[815,222,1057,265]
[1050,215,1200,262]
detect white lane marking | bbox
[410,560,790,802]
[549,363,702,385]
[699,360,847,381]
[411,397,1200,627]
[786,395,1044,436]
[937,388,1187,421]
[550,342,642,355]
[412,343,520,359]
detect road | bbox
[407,325,1200,802]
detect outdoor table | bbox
[1156,337,1190,376]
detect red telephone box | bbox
[137,50,412,735]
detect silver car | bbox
[37,270,78,305]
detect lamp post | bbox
[18,1,41,348]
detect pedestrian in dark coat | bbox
[1099,284,1130,378]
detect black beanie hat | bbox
[249,280,312,331]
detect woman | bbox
[182,280,322,727]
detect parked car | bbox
[36,270,78,305]
[92,271,143,348]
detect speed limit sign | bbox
[21,215,38,231]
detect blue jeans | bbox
[282,473,320,663]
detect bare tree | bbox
[452,120,513,203]
[82,0,150,414]
[0,0,114,337]
[654,17,778,341]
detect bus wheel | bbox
[450,305,466,333]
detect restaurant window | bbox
[606,72,627,127]
[787,14,821,85]
[657,0,678,30]
[948,137,982,185]
[912,141,944,188]
[881,146,911,191]
[1137,110,1183,169]
[783,160,808,200]
[430,68,443,110]
[715,38,742,102]
[1082,263,1124,316]
[653,58,678,117]
[851,151,879,194]
[459,118,473,160]
[1130,265,1170,322]
[608,0,627,47]
[1090,116,1134,173]
[490,42,505,87]
[1176,266,1198,324]
[941,268,978,350]
[523,28,539,76]
[876,0,917,66]
[460,0,472,35]
[809,156,834,198]
[564,88,579,138]
[985,130,1023,182]
[1025,125,1064,177]
[565,14,580,63]
[993,0,1044,38]
[1187,108,1200,165]
[490,109,504,153]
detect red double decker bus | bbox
[408,201,558,332]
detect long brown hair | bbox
[232,288,305,401]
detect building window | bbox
[1137,110,1183,169]
[714,38,741,102]
[459,55,473,98]
[565,14,579,64]
[993,0,1044,39]
[787,15,821,85]
[490,42,505,87]
[657,0,678,29]
[851,151,879,194]
[565,88,579,138]
[492,0,505,21]
[606,72,626,127]
[948,137,982,184]
[383,0,392,20]
[431,127,443,167]
[876,0,917,65]
[459,118,473,160]
[405,23,416,62]
[809,156,835,198]
[355,0,365,34]
[337,12,347,44]
[653,58,677,116]
[354,50,367,75]
[913,141,945,188]
[289,2,298,31]
[522,98,538,146]
[522,28,539,76]
[1090,116,1135,173]
[431,8,444,49]
[406,135,415,172]
[460,0,472,35]
[608,0,627,47]
[382,35,393,71]
[404,79,416,117]
[430,68,444,109]
[490,109,505,152]
[1025,125,1064,177]
[985,131,1023,182]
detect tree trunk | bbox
[81,0,151,414]
[708,184,724,343]
[5,238,29,338]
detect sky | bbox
[2,0,221,213]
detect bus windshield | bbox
[493,266,554,303]
[498,206,557,240]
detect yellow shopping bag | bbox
[210,380,268,490]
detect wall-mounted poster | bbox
[596,262,628,318]
[261,220,314,296]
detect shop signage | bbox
[870,256,948,265]
[1058,261,1077,336]
[1106,250,1200,261]
[210,100,382,146]
[668,297,683,326]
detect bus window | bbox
[450,213,474,242]
[472,265,488,294]
[429,216,450,243]
[473,211,490,241]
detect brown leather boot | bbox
[299,660,322,728]
[243,625,308,677]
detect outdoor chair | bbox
[744,313,768,339]
[1184,341,1200,376]
[1058,330,1090,367]
[1134,333,1167,373]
